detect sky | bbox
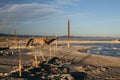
[0,0,120,37]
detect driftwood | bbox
[26,37,58,47]
[0,47,13,56]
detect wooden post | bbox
[56,36,58,48]
[14,27,17,48]
[18,42,22,77]
[40,50,46,61]
[49,47,52,59]
[8,26,10,47]
[34,53,38,67]
[18,60,22,77]
[56,39,57,48]
[67,17,70,48]
[54,46,56,55]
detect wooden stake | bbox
[54,46,56,54]
[14,27,17,48]
[49,47,52,59]
[56,37,58,48]
[67,17,70,48]
[40,50,46,61]
[34,53,38,67]
[8,26,10,47]
[18,42,22,77]
[18,60,22,77]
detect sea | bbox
[71,43,120,58]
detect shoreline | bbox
[55,40,120,44]
[0,41,120,79]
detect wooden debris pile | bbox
[0,47,13,56]
[9,57,74,80]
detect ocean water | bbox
[71,43,120,57]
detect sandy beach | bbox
[1,0,120,79]
[0,40,120,80]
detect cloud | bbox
[0,0,84,25]
[0,3,61,25]
[0,0,86,35]
[49,0,82,7]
